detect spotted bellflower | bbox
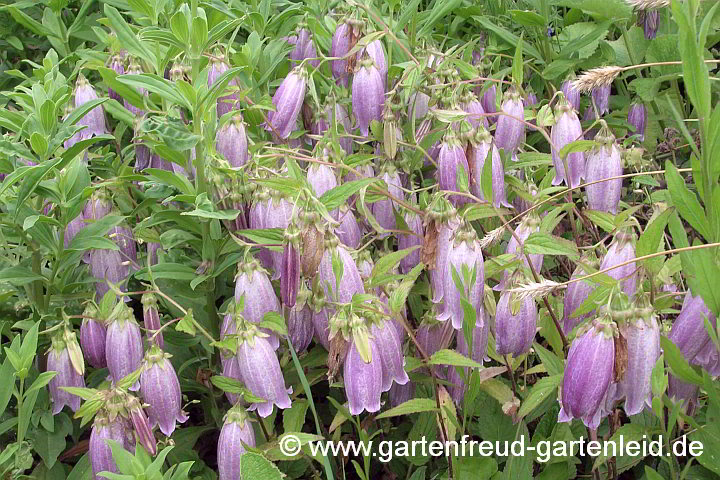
[584,122,623,214]
[234,256,282,349]
[599,232,638,298]
[468,126,510,208]
[495,284,537,357]
[48,332,85,414]
[352,57,385,137]
[288,28,319,68]
[437,132,471,207]
[551,96,585,188]
[217,405,256,480]
[495,214,543,291]
[139,345,188,436]
[494,88,526,156]
[80,303,107,368]
[330,21,352,86]
[266,67,306,139]
[105,303,144,389]
[215,114,249,168]
[344,333,383,414]
[627,103,647,142]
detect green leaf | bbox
[660,336,703,386]
[240,452,284,480]
[473,16,543,60]
[686,245,720,317]
[558,140,596,160]
[30,420,70,469]
[375,398,439,419]
[118,74,191,110]
[516,375,562,419]
[260,311,287,336]
[176,309,197,336]
[25,371,58,396]
[371,247,420,280]
[524,232,579,259]
[636,207,673,274]
[0,266,46,286]
[533,342,565,376]
[103,5,156,66]
[319,178,378,210]
[481,143,494,204]
[390,263,424,313]
[665,161,711,240]
[512,33,524,86]
[429,349,483,368]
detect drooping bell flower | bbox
[123,63,147,117]
[217,405,256,480]
[551,98,585,188]
[222,355,242,405]
[668,291,717,362]
[85,189,113,221]
[147,242,162,266]
[235,326,292,417]
[336,206,362,249]
[48,334,85,414]
[524,91,538,107]
[126,395,156,455]
[643,10,659,39]
[462,91,488,129]
[437,133,471,207]
[495,288,537,356]
[139,345,188,436]
[480,85,497,124]
[449,312,490,404]
[563,262,596,334]
[208,55,239,117]
[585,123,623,214]
[559,319,616,428]
[216,114,249,168]
[371,320,409,392]
[599,232,638,298]
[142,293,163,348]
[308,161,338,199]
[280,225,301,307]
[591,85,611,116]
[89,414,134,480]
[64,211,86,249]
[106,304,144,389]
[409,92,431,120]
[371,166,403,235]
[389,381,414,407]
[133,123,151,172]
[264,192,294,277]
[81,304,107,368]
[495,89,526,155]
[627,103,647,141]
[428,199,462,305]
[312,103,353,154]
[352,58,385,137]
[289,28,319,68]
[344,336,383,414]
[74,73,108,140]
[317,238,365,303]
[219,311,238,372]
[107,53,125,102]
[495,214,543,291]
[617,313,660,415]
[331,21,352,86]
[398,211,424,274]
[561,80,581,112]
[90,248,129,301]
[438,227,484,330]
[468,127,510,208]
[310,296,331,351]
[110,224,137,266]
[287,288,314,352]
[668,374,699,413]
[357,40,387,89]
[267,67,307,139]
[234,256,282,349]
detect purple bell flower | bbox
[216,114,249,168]
[437,136,471,207]
[344,337,383,414]
[480,85,497,124]
[563,263,595,334]
[585,126,623,214]
[559,319,616,428]
[617,315,661,415]
[89,415,133,480]
[139,346,188,436]
[449,313,490,404]
[463,93,488,129]
[371,320,409,392]
[495,89,526,154]
[429,208,462,305]
[289,28,319,68]
[627,103,647,141]
[81,314,107,369]
[551,99,585,188]
[524,92,538,107]
[438,228,485,330]
[218,406,256,480]
[468,127,510,208]
[330,21,352,87]
[288,298,314,352]
[123,63,147,117]
[311,304,331,351]
[105,305,144,389]
[352,59,384,137]
[234,258,282,349]
[495,216,543,291]
[336,206,362,249]
[389,381,414,407]
[89,248,129,301]
[409,92,431,120]
[142,293,163,348]
[357,40,387,89]
[108,53,125,102]
[48,336,85,414]
[235,331,292,417]
[599,233,637,298]
[281,241,300,308]
[64,212,86,249]
[308,162,338,199]
[495,290,537,356]
[267,67,306,139]
[208,56,239,117]
[317,241,365,303]
[561,80,581,112]
[644,10,659,39]
[591,85,611,116]
[668,291,717,362]
[398,211,424,274]
[74,73,108,139]
[371,167,403,235]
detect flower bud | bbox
[208,56,239,117]
[398,212,424,274]
[344,337,383,414]
[352,59,385,137]
[267,68,306,139]
[142,293,163,348]
[140,346,188,436]
[495,290,537,356]
[468,128,510,208]
[89,248,129,301]
[551,99,585,188]
[617,315,660,415]
[235,258,282,349]
[599,233,637,298]
[495,90,525,154]
[331,22,351,87]
[559,320,616,428]
[288,295,314,352]
[280,240,300,307]
[236,332,292,417]
[371,320,409,392]
[218,406,256,480]
[561,80,581,112]
[480,85,497,124]
[627,103,647,141]
[438,228,484,330]
[106,305,144,389]
[585,127,623,214]
[437,137,471,207]
[81,312,108,369]
[216,114,249,168]
[463,93,487,129]
[74,73,107,139]
[123,63,147,117]
[336,206,362,249]
[126,395,156,455]
[48,336,85,414]
[591,85,611,115]
[643,10,659,39]
[289,28,319,68]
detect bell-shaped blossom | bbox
[358,40,387,88]
[235,332,292,417]
[495,216,543,291]
[480,85,497,123]
[142,293,163,348]
[438,229,484,330]
[123,63,147,117]
[311,303,331,351]
[81,316,107,368]
[139,346,188,436]
[617,315,661,415]
[267,68,306,139]
[288,300,314,352]
[551,99,585,188]
[216,114,249,168]
[437,136,471,207]
[336,206,362,249]
[288,28,319,68]
[371,320,409,392]
[371,167,403,235]
[495,89,525,154]
[218,406,256,480]
[308,162,338,199]
[409,92,431,120]
[563,263,595,334]
[318,241,364,303]
[644,10,659,39]
[463,93,487,129]
[585,127,623,214]
[668,291,717,362]
[561,80,581,112]
[495,290,537,356]
[468,127,510,208]
[599,233,637,298]
[559,320,616,428]
[105,305,144,389]
[352,59,384,137]
[208,56,239,116]
[74,73,107,140]
[398,212,424,274]
[591,85,611,115]
[429,210,462,305]
[108,53,125,102]
[48,338,85,414]
[235,258,282,349]
[90,416,133,480]
[64,212,86,248]
[628,103,647,141]
[389,381,414,407]
[344,337,383,414]
[331,21,352,86]
[89,248,129,301]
